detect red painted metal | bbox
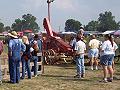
[43,17,73,55]
[23,29,32,33]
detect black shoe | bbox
[20,77,24,80]
[28,77,32,79]
[7,81,16,84]
[74,74,81,78]
[16,81,19,83]
[81,74,85,78]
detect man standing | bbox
[8,31,26,84]
[74,35,86,78]
[88,35,100,70]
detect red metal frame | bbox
[43,18,73,55]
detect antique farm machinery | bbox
[43,18,74,64]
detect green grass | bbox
[0,37,120,90]
[0,63,120,90]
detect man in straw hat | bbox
[8,31,26,84]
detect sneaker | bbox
[74,74,81,78]
[34,75,37,77]
[99,78,108,83]
[107,78,113,82]
[95,66,98,70]
[90,66,93,70]
[20,77,24,80]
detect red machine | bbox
[43,18,73,64]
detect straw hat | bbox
[8,31,18,38]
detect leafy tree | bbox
[98,11,120,32]
[0,22,4,33]
[85,20,99,31]
[12,14,40,32]
[65,19,82,32]
[4,26,11,32]
[12,19,22,32]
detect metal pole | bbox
[48,1,50,22]
[47,0,50,22]
[47,0,54,22]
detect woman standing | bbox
[21,36,32,79]
[100,34,118,82]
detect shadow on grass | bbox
[42,74,71,78]
[42,74,92,82]
[61,78,92,82]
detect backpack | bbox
[0,40,3,55]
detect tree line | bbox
[65,11,120,32]
[0,11,120,33]
[0,14,40,33]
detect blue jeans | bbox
[75,54,85,75]
[21,57,31,79]
[100,54,114,66]
[31,56,38,75]
[9,55,21,83]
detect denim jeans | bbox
[31,56,38,75]
[75,54,85,75]
[9,55,21,83]
[21,57,31,79]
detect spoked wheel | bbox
[44,51,50,65]
[44,49,56,65]
[47,49,58,65]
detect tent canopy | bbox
[102,31,115,35]
[114,30,120,35]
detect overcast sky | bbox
[0,0,120,31]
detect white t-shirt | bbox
[74,40,86,54]
[101,40,118,55]
[89,39,100,49]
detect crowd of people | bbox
[5,31,42,84]
[70,28,118,83]
[0,28,119,84]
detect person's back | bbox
[10,39,21,58]
[101,40,117,55]
[8,31,26,84]
[89,39,100,49]
[88,35,100,70]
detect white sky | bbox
[0,0,120,31]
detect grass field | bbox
[0,62,120,90]
[0,37,120,90]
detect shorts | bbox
[100,54,114,66]
[88,48,99,58]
